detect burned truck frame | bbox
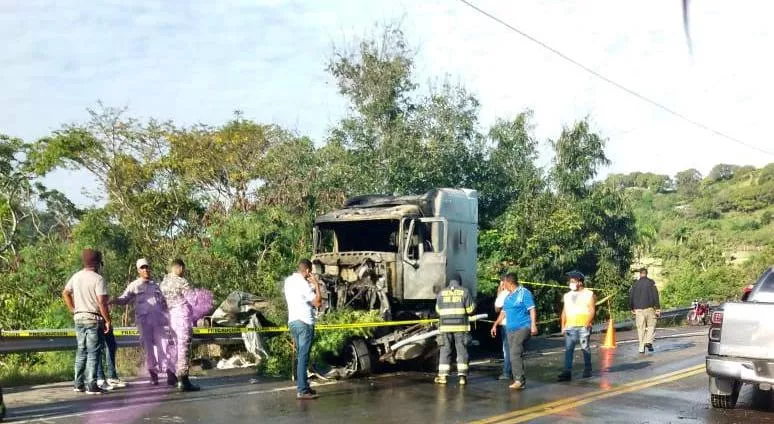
[311,188,478,375]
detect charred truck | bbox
[311,188,478,376]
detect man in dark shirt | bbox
[629,268,661,354]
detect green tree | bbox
[708,164,739,182]
[550,118,610,198]
[675,168,702,197]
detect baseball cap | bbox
[136,258,150,269]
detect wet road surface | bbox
[2,326,773,423]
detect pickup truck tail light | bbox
[709,310,723,341]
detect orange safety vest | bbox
[563,288,595,327]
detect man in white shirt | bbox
[62,249,111,395]
[493,279,511,380]
[283,259,322,400]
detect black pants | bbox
[438,332,470,376]
[507,327,531,383]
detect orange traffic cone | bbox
[601,318,617,349]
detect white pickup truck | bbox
[706,266,774,409]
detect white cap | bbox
[136,258,150,269]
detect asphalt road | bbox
[2,326,773,423]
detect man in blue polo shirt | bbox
[490,273,538,390]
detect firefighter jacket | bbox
[435,283,475,333]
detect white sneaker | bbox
[107,378,127,388]
[97,381,114,391]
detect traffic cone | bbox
[601,318,617,349]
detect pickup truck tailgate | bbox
[719,302,774,360]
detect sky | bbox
[2,0,773,206]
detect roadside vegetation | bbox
[1,25,770,385]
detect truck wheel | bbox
[710,378,741,409]
[753,385,773,410]
[344,338,373,377]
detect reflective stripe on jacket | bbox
[435,285,475,333]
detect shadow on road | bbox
[657,342,696,353]
[601,361,653,374]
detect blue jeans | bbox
[564,327,592,373]
[289,321,314,394]
[74,320,105,389]
[499,326,511,377]
[97,326,119,381]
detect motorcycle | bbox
[686,299,710,325]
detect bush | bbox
[761,211,773,226]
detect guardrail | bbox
[0,327,245,354]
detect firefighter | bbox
[434,275,475,385]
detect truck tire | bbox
[753,385,773,410]
[710,378,741,409]
[344,338,373,377]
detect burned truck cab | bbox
[311,189,478,322]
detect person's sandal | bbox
[297,392,319,400]
[509,381,525,390]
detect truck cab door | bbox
[401,217,447,300]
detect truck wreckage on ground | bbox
[206,188,480,378]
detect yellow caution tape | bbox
[0,319,440,339]
[0,290,617,339]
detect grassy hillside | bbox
[607,163,774,307]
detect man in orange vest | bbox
[558,271,595,382]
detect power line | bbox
[456,0,774,157]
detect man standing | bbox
[490,273,538,390]
[161,259,199,392]
[629,268,661,354]
[95,326,126,391]
[283,259,322,400]
[62,249,111,395]
[558,271,595,382]
[112,258,170,385]
[493,280,511,380]
[435,276,475,386]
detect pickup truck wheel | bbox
[753,385,773,410]
[710,379,741,409]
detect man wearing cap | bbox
[629,268,661,354]
[62,249,112,395]
[112,258,170,385]
[558,271,595,382]
[435,275,475,386]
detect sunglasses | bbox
[139,265,150,270]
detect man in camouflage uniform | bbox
[160,259,200,392]
[435,276,475,385]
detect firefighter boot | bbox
[459,375,468,386]
[434,375,447,385]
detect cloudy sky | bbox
[2,0,773,206]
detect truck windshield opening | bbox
[316,220,400,253]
